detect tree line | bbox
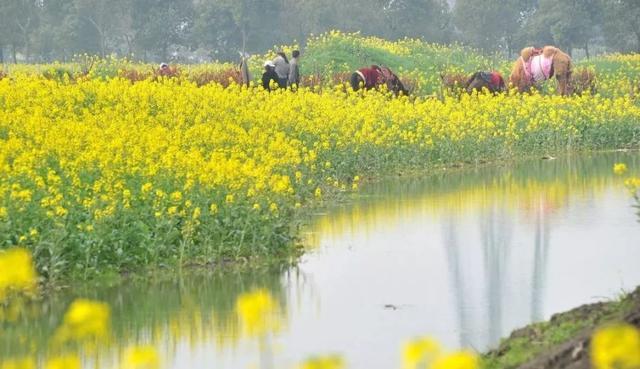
[0,0,638,64]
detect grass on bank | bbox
[482,287,640,369]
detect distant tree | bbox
[602,0,640,52]
[192,1,238,59]
[382,0,453,43]
[74,0,110,56]
[0,0,40,62]
[216,0,284,54]
[30,0,72,61]
[521,0,603,56]
[132,0,194,61]
[453,0,532,55]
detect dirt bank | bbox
[483,286,640,369]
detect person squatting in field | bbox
[350,65,409,96]
[464,71,506,94]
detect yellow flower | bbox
[235,289,281,337]
[45,355,81,369]
[402,337,441,369]
[54,298,110,343]
[614,163,628,176]
[0,207,7,219]
[54,206,68,217]
[253,203,261,211]
[298,355,345,369]
[431,351,478,369]
[209,203,218,214]
[592,324,640,369]
[141,182,153,193]
[0,248,38,302]
[315,188,322,198]
[124,346,160,369]
[625,178,640,192]
[167,206,178,216]
[170,191,182,202]
[225,194,234,204]
[0,358,36,369]
[269,203,278,213]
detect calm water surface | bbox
[3,153,640,369]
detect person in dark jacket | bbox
[262,61,279,91]
[288,50,301,88]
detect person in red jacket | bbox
[350,65,383,91]
[464,71,506,94]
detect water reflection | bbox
[2,153,640,369]
[0,267,292,368]
[304,152,640,364]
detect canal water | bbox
[3,152,640,369]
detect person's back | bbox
[273,52,290,88]
[288,50,301,88]
[262,61,279,91]
[358,66,382,89]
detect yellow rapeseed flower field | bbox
[0,73,639,278]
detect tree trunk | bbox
[12,44,17,64]
[23,33,30,62]
[162,42,168,62]
[0,45,4,64]
[584,43,590,59]
[124,34,134,57]
[241,26,248,54]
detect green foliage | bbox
[601,0,640,53]
[299,32,500,94]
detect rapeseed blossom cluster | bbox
[0,248,37,303]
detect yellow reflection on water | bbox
[1,271,290,369]
[306,155,637,246]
